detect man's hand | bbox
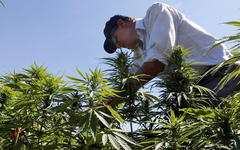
[101,60,164,110]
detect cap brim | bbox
[104,38,117,54]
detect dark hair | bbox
[103,15,131,53]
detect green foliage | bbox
[1,44,239,149]
[210,20,240,91]
[0,63,139,150]
[182,97,240,149]
[214,21,240,51]
[153,46,213,116]
[0,20,240,149]
[102,50,151,133]
[0,63,76,149]
[158,46,196,108]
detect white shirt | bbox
[131,2,232,75]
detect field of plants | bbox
[0,1,240,148]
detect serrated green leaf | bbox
[111,128,128,133]
[94,110,110,128]
[5,83,21,89]
[145,130,165,134]
[140,140,160,145]
[113,132,140,146]
[66,76,84,82]
[155,142,164,150]
[103,104,125,124]
[147,121,170,128]
[102,134,108,146]
[90,112,97,140]
[178,128,200,143]
[77,112,90,128]
[52,99,78,112]
[224,21,240,27]
[108,134,121,150]
[99,110,113,118]
[90,91,94,98]
[144,93,162,103]
[76,67,86,80]
[116,136,132,150]
[142,145,155,150]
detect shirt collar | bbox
[135,18,145,30]
[134,18,145,50]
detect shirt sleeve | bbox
[143,3,177,65]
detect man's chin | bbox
[121,44,135,49]
[127,45,135,49]
[122,46,131,49]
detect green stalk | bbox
[14,128,20,149]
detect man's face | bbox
[112,19,139,49]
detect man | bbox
[103,2,239,105]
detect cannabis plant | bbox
[0,63,75,149]
[0,63,140,150]
[103,50,148,131]
[152,46,214,117]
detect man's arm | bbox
[107,60,165,108]
[136,60,165,86]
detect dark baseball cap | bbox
[103,15,130,54]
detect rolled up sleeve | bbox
[144,3,177,65]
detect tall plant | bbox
[0,63,140,149]
[153,46,214,116]
[0,63,75,149]
[102,50,163,142]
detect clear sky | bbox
[0,0,240,78]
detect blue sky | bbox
[0,0,240,79]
